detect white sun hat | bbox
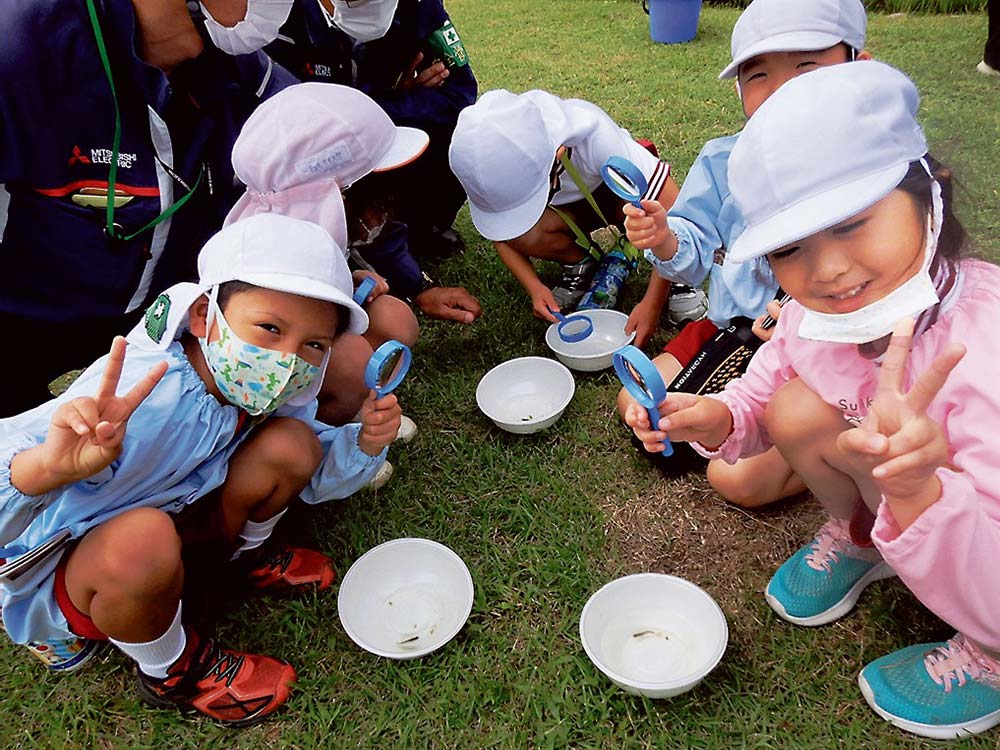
[727,61,927,263]
[718,0,867,80]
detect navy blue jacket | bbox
[0,0,293,322]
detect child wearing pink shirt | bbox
[627,61,1000,740]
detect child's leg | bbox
[316,334,374,426]
[707,449,806,508]
[363,294,419,350]
[616,352,682,421]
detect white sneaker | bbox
[366,461,393,491]
[667,285,709,325]
[395,415,417,444]
[977,60,1000,77]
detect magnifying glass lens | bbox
[625,362,654,400]
[377,349,404,388]
[560,319,589,337]
[608,167,639,194]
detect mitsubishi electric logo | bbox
[68,145,138,168]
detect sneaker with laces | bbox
[136,629,296,728]
[552,256,600,311]
[246,546,335,592]
[859,633,1000,739]
[765,517,895,626]
[667,285,709,325]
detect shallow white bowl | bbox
[338,538,474,660]
[476,356,575,434]
[545,309,636,372]
[580,573,728,699]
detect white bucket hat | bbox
[448,89,558,242]
[718,0,867,79]
[727,61,927,263]
[129,213,369,358]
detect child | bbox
[621,0,869,500]
[448,88,705,347]
[627,61,1000,739]
[0,213,400,727]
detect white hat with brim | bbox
[372,125,430,173]
[727,61,926,263]
[718,29,848,79]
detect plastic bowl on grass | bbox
[475,356,575,434]
[337,538,474,660]
[579,573,728,699]
[545,309,636,372]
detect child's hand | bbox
[623,200,671,255]
[357,390,402,457]
[836,318,965,527]
[624,401,670,453]
[13,337,167,496]
[352,270,389,303]
[657,392,735,450]
[530,286,561,323]
[625,298,662,348]
[751,299,783,342]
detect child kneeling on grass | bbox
[627,62,1000,740]
[0,213,400,727]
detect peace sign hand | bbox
[837,318,965,506]
[40,337,168,488]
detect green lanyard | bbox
[84,0,203,242]
[548,152,640,263]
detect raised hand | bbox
[837,318,965,521]
[623,199,674,257]
[357,391,402,457]
[13,337,168,496]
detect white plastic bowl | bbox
[545,309,636,372]
[337,538,474,660]
[476,356,575,434]
[580,574,728,699]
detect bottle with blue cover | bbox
[577,247,635,310]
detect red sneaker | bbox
[136,629,296,728]
[246,546,336,592]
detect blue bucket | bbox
[643,0,702,44]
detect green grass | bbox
[2,4,998,749]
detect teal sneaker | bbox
[765,517,895,626]
[859,634,1000,739]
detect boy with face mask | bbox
[0,213,399,726]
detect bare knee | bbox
[763,377,840,450]
[254,417,323,482]
[77,508,182,592]
[317,334,373,425]
[365,295,419,348]
[708,460,768,508]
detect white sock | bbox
[231,508,287,560]
[110,602,185,679]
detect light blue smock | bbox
[0,342,383,644]
[644,134,778,328]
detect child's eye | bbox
[795,60,818,70]
[306,341,328,352]
[256,323,280,335]
[769,245,799,260]
[746,71,766,82]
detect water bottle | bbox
[577,248,634,310]
[26,636,101,672]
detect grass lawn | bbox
[2,3,998,749]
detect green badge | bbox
[144,293,171,343]
[427,20,469,69]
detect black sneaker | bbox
[552,256,600,311]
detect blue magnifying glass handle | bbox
[365,340,412,398]
[547,307,594,343]
[353,275,378,306]
[601,156,648,209]
[612,344,673,457]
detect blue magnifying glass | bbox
[365,340,412,398]
[601,156,648,209]
[612,345,673,457]
[353,275,378,306]
[547,307,594,343]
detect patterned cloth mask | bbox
[198,297,320,415]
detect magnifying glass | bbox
[547,307,594,343]
[601,156,648,209]
[353,275,378,306]
[612,345,673,457]
[365,340,412,398]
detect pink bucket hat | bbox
[225,82,429,249]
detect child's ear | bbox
[188,295,210,338]
[857,49,872,61]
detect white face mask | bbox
[798,174,944,345]
[202,0,294,55]
[331,0,399,43]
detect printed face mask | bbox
[198,296,320,415]
[798,173,944,345]
[201,0,294,55]
[331,0,398,42]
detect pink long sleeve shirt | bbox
[699,259,1000,651]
